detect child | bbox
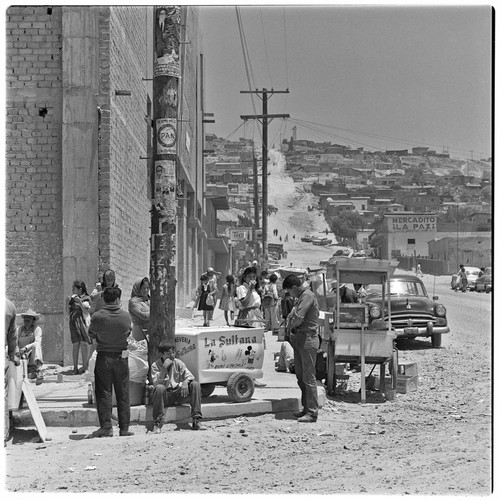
[195,274,216,327]
[219,275,236,326]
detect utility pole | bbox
[241,88,289,265]
[252,151,260,259]
[149,6,181,366]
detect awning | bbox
[207,237,229,255]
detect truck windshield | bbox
[367,280,427,297]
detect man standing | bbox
[88,287,133,437]
[150,341,206,432]
[282,274,319,423]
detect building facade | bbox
[6,6,212,364]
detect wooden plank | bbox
[21,380,48,442]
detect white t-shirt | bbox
[237,283,261,308]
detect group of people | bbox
[82,269,206,436]
[195,263,289,334]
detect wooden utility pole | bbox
[149,6,182,364]
[241,88,289,265]
[252,151,260,258]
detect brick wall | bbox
[104,7,152,298]
[6,6,65,361]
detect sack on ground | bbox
[276,341,294,372]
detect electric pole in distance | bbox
[241,88,289,266]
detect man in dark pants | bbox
[88,287,133,437]
[150,341,206,432]
[283,274,320,423]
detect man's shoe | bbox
[253,380,267,387]
[153,425,162,434]
[91,427,113,438]
[293,409,307,418]
[191,419,207,431]
[297,414,317,423]
[119,429,134,437]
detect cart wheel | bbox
[431,333,442,348]
[201,383,216,398]
[226,373,254,402]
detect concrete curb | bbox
[13,396,301,428]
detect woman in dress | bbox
[68,280,92,374]
[235,266,264,328]
[219,275,236,326]
[129,277,150,341]
[195,274,217,327]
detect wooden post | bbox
[149,6,182,367]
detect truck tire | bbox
[226,373,254,402]
[201,383,216,398]
[431,333,442,348]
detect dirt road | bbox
[5,277,491,494]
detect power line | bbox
[260,8,273,88]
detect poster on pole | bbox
[156,118,177,155]
[154,160,177,223]
[154,6,181,78]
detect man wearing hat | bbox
[17,308,44,382]
[330,282,358,304]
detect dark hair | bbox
[240,266,257,285]
[282,275,301,290]
[200,274,208,281]
[269,273,278,283]
[158,341,175,354]
[226,275,234,284]
[103,286,122,303]
[73,280,88,295]
[101,269,117,288]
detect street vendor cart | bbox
[324,258,398,403]
[175,326,265,403]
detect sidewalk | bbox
[13,308,303,428]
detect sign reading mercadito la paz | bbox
[388,214,436,232]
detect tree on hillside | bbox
[327,211,365,239]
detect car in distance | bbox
[301,234,313,242]
[365,275,449,347]
[464,266,482,291]
[475,267,492,293]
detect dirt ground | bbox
[4,151,492,495]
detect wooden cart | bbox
[324,258,398,403]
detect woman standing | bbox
[195,274,217,327]
[68,280,92,374]
[90,269,118,313]
[261,273,280,333]
[235,266,263,328]
[219,275,236,326]
[129,277,150,341]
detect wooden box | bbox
[397,362,418,377]
[396,375,418,394]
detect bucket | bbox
[385,388,396,401]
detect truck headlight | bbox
[435,304,447,317]
[370,305,382,319]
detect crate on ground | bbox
[396,375,418,394]
[397,362,418,377]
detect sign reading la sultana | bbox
[388,215,436,232]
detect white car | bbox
[452,266,482,291]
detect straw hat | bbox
[20,308,41,320]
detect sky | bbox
[198,4,492,160]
